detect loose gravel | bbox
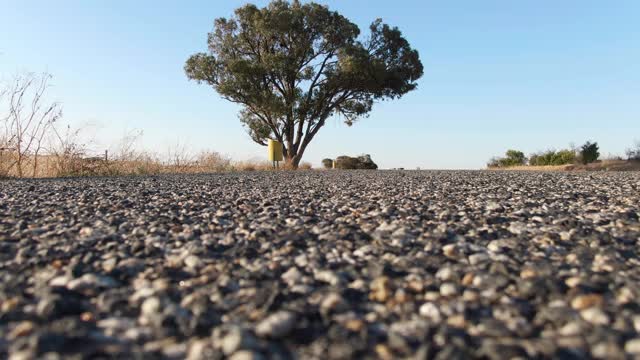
[1,171,640,359]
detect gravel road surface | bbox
[1,171,640,359]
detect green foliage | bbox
[321,158,333,169]
[487,149,526,168]
[580,141,600,164]
[505,150,526,165]
[185,0,423,167]
[529,149,576,166]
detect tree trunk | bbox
[284,153,301,169]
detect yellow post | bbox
[268,139,283,168]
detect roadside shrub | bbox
[334,154,378,169]
[626,141,640,161]
[233,160,273,171]
[580,141,600,164]
[299,162,313,170]
[505,150,526,165]
[487,149,526,168]
[195,151,232,172]
[529,149,576,166]
[321,158,334,169]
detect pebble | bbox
[229,351,265,360]
[439,283,458,297]
[625,339,640,355]
[469,253,490,266]
[255,311,296,338]
[580,308,610,325]
[571,294,604,310]
[419,302,442,323]
[320,292,348,314]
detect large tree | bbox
[185,0,423,168]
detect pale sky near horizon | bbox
[1,0,638,169]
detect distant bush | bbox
[321,158,334,169]
[529,149,576,166]
[579,141,600,164]
[626,141,640,161]
[487,149,526,168]
[299,162,313,170]
[194,151,232,172]
[334,154,378,169]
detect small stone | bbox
[447,315,466,328]
[625,339,640,355]
[461,273,475,286]
[344,319,365,332]
[592,341,623,359]
[186,339,214,360]
[67,273,118,292]
[424,291,440,301]
[462,290,480,302]
[294,254,308,267]
[255,311,296,338]
[141,296,162,317]
[315,270,340,286]
[442,244,460,259]
[469,253,490,266]
[407,280,424,293]
[440,283,458,297]
[370,277,392,302]
[435,267,458,282]
[229,351,265,360]
[0,297,20,312]
[320,292,348,314]
[558,321,583,336]
[184,255,203,270]
[580,307,609,325]
[633,315,640,332]
[8,321,35,339]
[102,258,118,273]
[419,302,442,323]
[281,267,302,285]
[79,227,94,237]
[571,294,603,310]
[97,317,136,336]
[565,276,581,288]
[216,326,258,355]
[520,268,538,279]
[617,287,634,304]
[80,312,95,322]
[486,202,503,212]
[375,344,394,360]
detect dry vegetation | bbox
[0,148,298,178]
[0,72,313,179]
[489,159,640,172]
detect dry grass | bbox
[0,151,300,178]
[488,160,640,172]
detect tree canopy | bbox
[185,0,423,167]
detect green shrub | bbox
[505,150,526,165]
[487,149,526,168]
[580,141,600,164]
[321,158,334,169]
[529,149,576,166]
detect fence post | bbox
[104,150,108,162]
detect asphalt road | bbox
[1,171,640,359]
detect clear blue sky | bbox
[1,0,638,169]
